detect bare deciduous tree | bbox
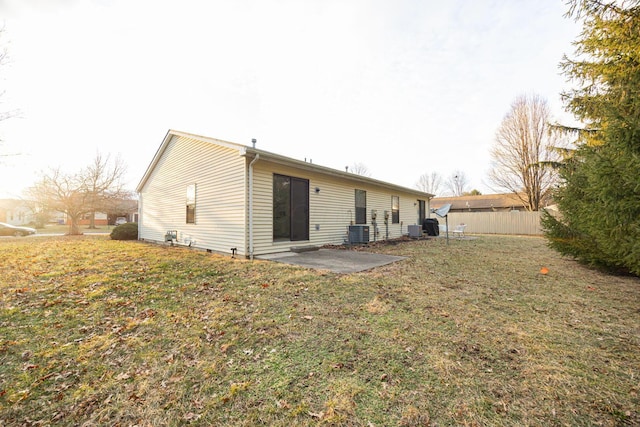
[0,28,9,124]
[488,94,560,211]
[26,153,129,235]
[1,27,19,156]
[415,172,442,195]
[445,170,469,196]
[83,153,129,228]
[348,162,371,177]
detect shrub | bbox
[110,222,138,240]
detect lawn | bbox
[0,235,638,426]
[35,223,115,234]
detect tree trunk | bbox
[88,211,97,229]
[68,215,82,235]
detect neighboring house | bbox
[74,199,139,226]
[0,199,36,225]
[431,193,530,213]
[137,130,433,257]
[76,212,109,226]
[0,198,138,227]
[111,199,139,224]
[49,211,66,224]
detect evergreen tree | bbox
[543,0,640,275]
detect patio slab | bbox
[257,248,406,273]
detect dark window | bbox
[355,189,367,224]
[418,199,426,225]
[186,184,196,224]
[273,174,309,241]
[392,196,399,224]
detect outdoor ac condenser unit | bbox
[408,224,422,238]
[348,225,370,244]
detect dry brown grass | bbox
[0,234,638,426]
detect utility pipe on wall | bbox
[248,153,260,260]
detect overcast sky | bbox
[0,0,581,198]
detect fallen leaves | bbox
[1,235,639,426]
[115,372,131,381]
[364,295,391,314]
[183,412,202,421]
[308,410,324,419]
[276,399,290,409]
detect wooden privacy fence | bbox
[442,211,546,235]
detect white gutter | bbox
[248,154,260,260]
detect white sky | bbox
[0,0,581,198]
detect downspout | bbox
[248,153,260,260]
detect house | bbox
[111,199,139,224]
[0,199,36,225]
[136,130,433,258]
[430,193,529,213]
[74,199,139,226]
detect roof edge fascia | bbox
[242,147,433,199]
[137,130,433,199]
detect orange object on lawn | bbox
[540,267,549,275]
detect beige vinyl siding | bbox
[249,160,428,254]
[366,191,389,241]
[248,160,276,253]
[366,192,421,241]
[400,196,423,231]
[138,135,246,253]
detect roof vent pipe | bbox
[251,138,256,149]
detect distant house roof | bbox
[0,199,29,209]
[431,193,526,211]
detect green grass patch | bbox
[1,235,638,426]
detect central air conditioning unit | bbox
[408,224,422,238]
[348,225,370,244]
